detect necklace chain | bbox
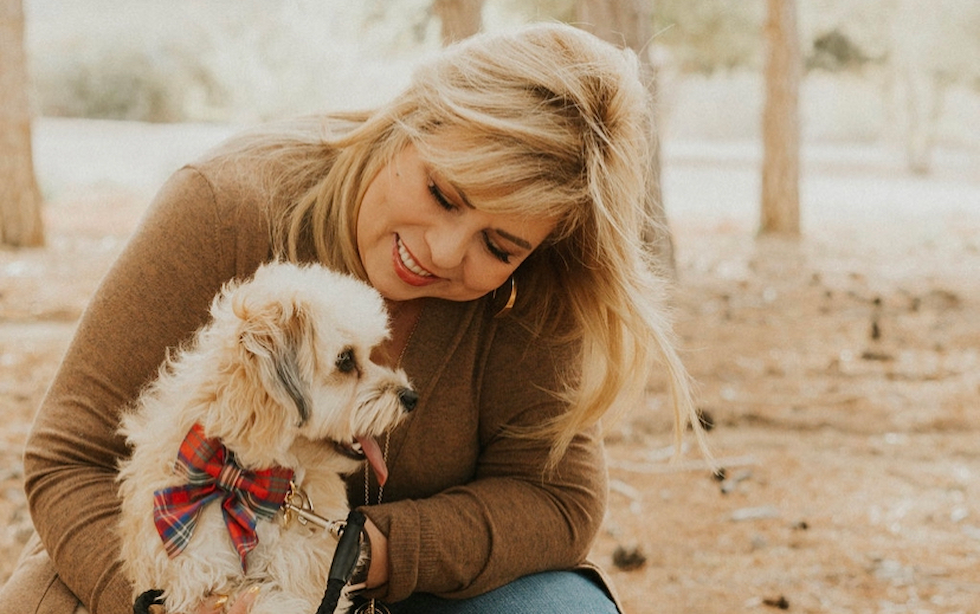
[364,301,423,507]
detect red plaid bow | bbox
[152,424,294,571]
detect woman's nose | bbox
[426,226,468,271]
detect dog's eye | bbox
[336,348,356,374]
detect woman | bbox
[0,22,703,614]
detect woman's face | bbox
[357,144,555,302]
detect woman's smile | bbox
[393,235,438,286]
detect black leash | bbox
[316,509,367,614]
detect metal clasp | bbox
[281,481,345,539]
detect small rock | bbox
[612,544,647,571]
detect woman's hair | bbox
[214,22,706,466]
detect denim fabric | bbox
[357,570,620,614]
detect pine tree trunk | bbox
[432,0,484,45]
[0,0,44,248]
[574,0,676,274]
[760,0,801,236]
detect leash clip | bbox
[281,482,346,539]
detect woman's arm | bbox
[22,167,266,614]
[361,317,608,602]
[365,431,607,602]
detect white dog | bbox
[116,262,415,614]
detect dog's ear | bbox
[273,340,310,426]
[237,300,314,428]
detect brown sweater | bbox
[15,151,617,613]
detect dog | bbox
[116,261,416,614]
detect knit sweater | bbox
[11,146,620,614]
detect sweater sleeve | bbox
[363,319,608,602]
[22,167,265,614]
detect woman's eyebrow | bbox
[494,229,532,250]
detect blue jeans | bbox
[357,570,620,614]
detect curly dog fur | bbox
[117,262,414,613]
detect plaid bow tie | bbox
[152,423,294,571]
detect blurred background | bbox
[21,0,980,138]
[18,0,980,202]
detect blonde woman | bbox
[1,22,703,614]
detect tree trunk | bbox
[574,0,676,274]
[432,0,484,45]
[0,0,44,248]
[760,0,801,236]
[888,0,942,174]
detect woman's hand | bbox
[363,517,389,588]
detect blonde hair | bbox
[214,22,706,466]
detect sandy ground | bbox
[2,119,979,613]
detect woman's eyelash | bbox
[483,232,511,264]
[427,182,455,211]
[428,180,511,264]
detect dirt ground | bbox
[1,129,978,613]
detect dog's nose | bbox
[398,388,418,412]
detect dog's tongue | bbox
[357,436,389,487]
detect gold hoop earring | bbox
[493,276,517,318]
